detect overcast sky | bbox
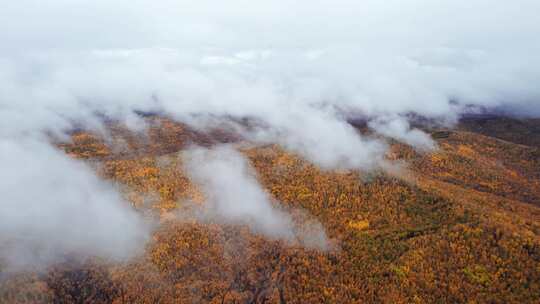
[2,1,540,131]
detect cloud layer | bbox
[2,1,539,166]
[2,1,540,134]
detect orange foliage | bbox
[2,120,540,303]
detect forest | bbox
[1,117,539,303]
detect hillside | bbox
[1,117,539,303]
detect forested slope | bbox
[1,117,539,303]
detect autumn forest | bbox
[1,116,539,303]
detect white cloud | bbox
[0,138,150,271]
[369,115,436,151]
[183,146,295,239]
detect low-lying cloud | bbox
[0,138,150,272]
[183,146,295,239]
[368,115,437,151]
[183,146,330,249]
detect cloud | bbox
[182,146,330,249]
[0,138,150,272]
[183,146,295,239]
[368,115,436,151]
[1,1,539,137]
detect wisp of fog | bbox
[0,138,149,272]
[183,146,295,239]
